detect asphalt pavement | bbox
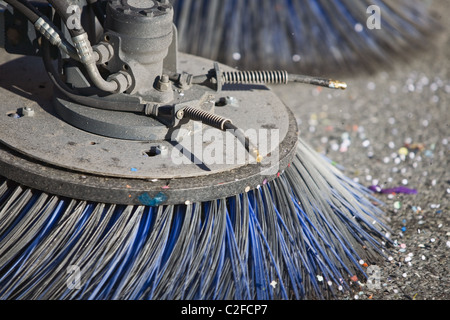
[272,0,449,301]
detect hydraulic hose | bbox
[87,0,105,25]
[3,0,40,23]
[42,38,145,112]
[44,0,127,93]
[46,0,85,37]
[4,1,126,106]
[4,0,80,60]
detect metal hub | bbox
[0,53,299,205]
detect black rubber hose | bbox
[224,122,262,163]
[47,0,86,37]
[87,0,105,25]
[41,38,146,113]
[4,0,41,23]
[223,122,251,154]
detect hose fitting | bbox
[72,33,131,93]
[72,33,96,65]
[34,17,79,61]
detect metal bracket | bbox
[212,62,222,92]
[150,94,215,128]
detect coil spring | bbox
[221,70,289,85]
[182,107,232,130]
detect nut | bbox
[108,71,132,93]
[93,42,114,64]
[225,96,238,107]
[157,74,171,92]
[159,145,168,156]
[141,10,154,17]
[22,107,35,117]
[176,110,185,120]
[157,4,170,12]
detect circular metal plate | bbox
[0,52,299,205]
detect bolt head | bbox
[161,74,169,83]
[157,76,171,92]
[159,145,168,156]
[157,4,170,12]
[176,110,184,120]
[22,107,35,117]
[224,96,239,107]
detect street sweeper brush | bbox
[171,0,438,74]
[0,0,390,299]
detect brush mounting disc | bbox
[0,53,298,205]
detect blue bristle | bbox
[0,137,391,299]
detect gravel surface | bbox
[272,0,449,301]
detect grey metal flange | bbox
[0,53,299,205]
